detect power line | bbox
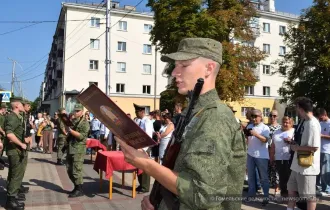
[0,18,107,24]
[19,0,145,83]
[0,23,41,36]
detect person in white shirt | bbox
[246,109,270,205]
[270,116,295,197]
[133,103,154,193]
[287,97,320,210]
[315,108,330,195]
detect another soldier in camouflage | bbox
[57,107,67,165]
[5,97,28,210]
[115,38,247,210]
[0,103,7,170]
[65,103,90,197]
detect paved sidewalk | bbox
[0,151,330,210]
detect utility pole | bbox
[19,81,23,97]
[154,47,157,110]
[105,0,111,96]
[8,58,16,94]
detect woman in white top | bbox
[156,113,174,164]
[270,116,295,197]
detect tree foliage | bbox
[277,0,330,109]
[148,0,266,108]
[31,97,41,114]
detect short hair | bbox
[315,107,327,117]
[282,116,294,127]
[175,103,182,108]
[162,112,172,120]
[295,97,313,113]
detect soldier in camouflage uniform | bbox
[0,103,7,170]
[66,103,90,197]
[57,107,67,165]
[5,97,28,210]
[115,38,247,210]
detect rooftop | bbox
[62,1,300,20]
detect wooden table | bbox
[93,151,141,199]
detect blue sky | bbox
[0,0,313,101]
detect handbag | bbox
[297,151,314,167]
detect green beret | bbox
[74,103,83,111]
[10,97,23,103]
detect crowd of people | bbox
[0,37,329,210]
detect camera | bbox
[243,128,253,137]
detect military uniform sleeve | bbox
[5,114,17,135]
[176,110,232,209]
[77,120,90,141]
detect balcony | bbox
[56,61,63,71]
[57,50,63,58]
[56,70,62,80]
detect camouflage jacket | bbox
[68,116,90,154]
[159,89,247,210]
[5,112,25,156]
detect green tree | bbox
[148,0,266,109]
[31,97,41,113]
[277,0,330,109]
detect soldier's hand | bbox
[24,138,30,144]
[21,143,27,150]
[141,196,154,210]
[114,136,149,169]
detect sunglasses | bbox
[270,115,277,117]
[251,115,260,118]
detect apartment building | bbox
[40,0,300,122]
[230,0,300,123]
[40,2,168,115]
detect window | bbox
[263,44,270,54]
[263,23,270,32]
[117,42,126,51]
[263,65,270,74]
[143,64,151,74]
[263,86,270,96]
[279,66,286,75]
[279,25,286,35]
[279,46,286,56]
[116,83,125,93]
[143,44,152,54]
[118,21,127,31]
[89,82,98,87]
[89,60,99,70]
[245,86,254,95]
[143,85,151,94]
[263,108,270,117]
[117,62,126,72]
[241,107,254,117]
[90,39,100,49]
[145,106,150,115]
[90,17,100,28]
[144,24,152,33]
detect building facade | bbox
[230,0,300,123]
[40,2,168,115]
[40,0,300,122]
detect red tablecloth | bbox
[93,151,143,178]
[86,138,107,151]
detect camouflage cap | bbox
[74,103,84,111]
[10,96,23,103]
[161,38,222,64]
[58,107,65,112]
[22,99,31,105]
[1,103,7,108]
